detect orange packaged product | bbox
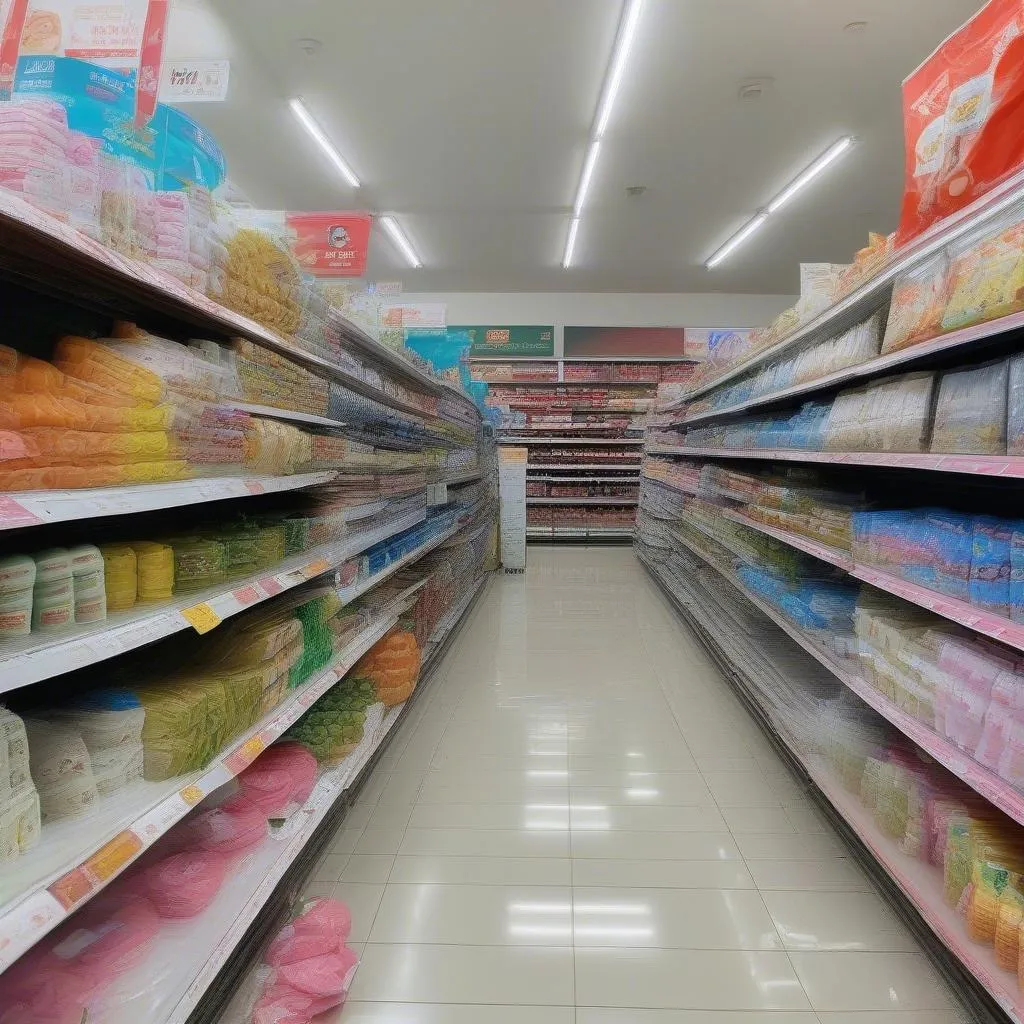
[54,336,165,404]
[0,392,174,432]
[881,253,951,354]
[0,348,145,408]
[897,0,1024,245]
[0,428,181,469]
[0,460,191,491]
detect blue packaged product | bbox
[929,511,973,601]
[970,515,1012,616]
[1011,522,1024,623]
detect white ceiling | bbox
[181,0,983,294]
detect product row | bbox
[526,481,639,499]
[469,360,695,385]
[674,355,1024,456]
[0,97,465,417]
[526,505,636,530]
[641,538,1024,997]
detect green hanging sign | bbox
[457,325,555,358]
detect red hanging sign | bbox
[0,0,29,97]
[135,0,169,125]
[285,212,372,277]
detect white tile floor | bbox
[314,547,973,1023]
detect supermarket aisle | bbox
[312,547,969,1022]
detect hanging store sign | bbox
[159,58,230,103]
[458,325,555,359]
[284,212,373,277]
[564,326,686,359]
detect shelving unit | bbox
[475,355,677,541]
[0,180,497,1024]
[636,142,1024,1019]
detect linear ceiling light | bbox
[562,0,644,268]
[379,215,423,268]
[705,136,855,269]
[289,98,360,188]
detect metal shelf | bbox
[679,165,1024,403]
[648,443,1024,480]
[0,472,337,532]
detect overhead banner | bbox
[0,0,28,97]
[563,326,686,359]
[458,325,555,358]
[284,212,373,277]
[159,58,230,103]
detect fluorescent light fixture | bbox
[768,136,854,213]
[562,217,581,268]
[561,0,644,267]
[705,213,768,269]
[289,98,360,188]
[705,136,854,269]
[379,215,423,268]
[572,138,602,218]
[594,0,645,138]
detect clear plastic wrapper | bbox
[931,359,1008,455]
[941,211,1024,333]
[881,252,951,354]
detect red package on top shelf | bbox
[897,0,1024,245]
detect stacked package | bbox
[232,339,330,418]
[246,897,359,1023]
[0,708,41,862]
[285,673,378,764]
[0,99,102,237]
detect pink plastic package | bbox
[142,849,229,918]
[266,897,352,966]
[177,794,269,854]
[239,742,319,816]
[0,895,160,1024]
[252,947,358,1023]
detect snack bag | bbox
[941,214,1024,332]
[930,360,1008,454]
[881,253,951,353]
[897,0,1024,244]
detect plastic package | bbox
[942,214,1024,333]
[931,360,1008,454]
[101,544,139,611]
[970,516,1013,616]
[132,542,175,602]
[24,719,99,822]
[32,549,74,633]
[0,555,36,640]
[141,850,229,918]
[68,544,106,624]
[236,741,319,816]
[881,253,951,354]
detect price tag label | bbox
[182,602,222,634]
[233,585,262,606]
[261,577,283,597]
[48,867,93,910]
[224,736,265,774]
[179,784,205,806]
[304,558,331,578]
[245,480,265,495]
[83,831,144,882]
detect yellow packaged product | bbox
[942,215,1024,333]
[54,336,165,404]
[881,253,950,354]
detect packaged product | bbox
[1011,523,1024,623]
[1008,354,1024,455]
[0,555,36,640]
[68,544,106,623]
[897,0,1024,244]
[881,253,951,353]
[941,213,1024,332]
[971,515,1013,615]
[31,548,74,632]
[930,359,1008,454]
[23,719,99,822]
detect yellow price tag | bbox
[181,602,222,634]
[179,785,204,806]
[305,558,331,577]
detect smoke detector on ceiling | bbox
[626,185,647,197]
[844,21,869,34]
[296,38,323,56]
[738,77,774,101]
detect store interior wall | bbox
[402,291,796,353]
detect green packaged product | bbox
[170,537,227,593]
